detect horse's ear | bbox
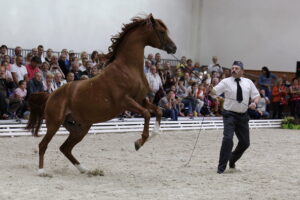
[147,13,156,27]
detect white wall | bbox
[0,0,202,60]
[200,0,300,72]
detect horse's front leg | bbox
[123,96,151,151]
[142,98,162,134]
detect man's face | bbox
[212,57,218,64]
[38,47,43,55]
[15,47,22,55]
[150,66,156,74]
[35,73,42,81]
[0,67,5,78]
[231,65,243,78]
[16,57,23,65]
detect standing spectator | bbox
[289,78,300,118]
[208,56,223,74]
[271,78,287,119]
[11,55,28,85]
[158,90,179,121]
[45,49,53,63]
[146,65,163,103]
[26,56,41,80]
[258,66,277,99]
[257,89,270,118]
[58,53,70,77]
[176,56,187,69]
[79,51,88,66]
[0,45,8,62]
[27,72,44,97]
[1,61,13,80]
[37,45,45,63]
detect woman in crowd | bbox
[289,78,300,118]
[271,78,287,119]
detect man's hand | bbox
[249,102,256,110]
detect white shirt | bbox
[213,77,259,113]
[10,64,27,82]
[146,72,162,93]
[208,63,223,74]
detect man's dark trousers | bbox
[218,110,250,173]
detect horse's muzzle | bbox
[165,44,177,54]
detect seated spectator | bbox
[193,62,201,72]
[158,90,178,121]
[53,72,66,90]
[25,53,33,65]
[31,48,38,57]
[85,60,94,78]
[257,89,270,118]
[26,56,41,80]
[80,75,89,80]
[144,59,152,74]
[271,78,287,119]
[49,55,65,78]
[79,51,88,67]
[154,53,161,64]
[176,56,187,69]
[27,72,44,97]
[2,55,11,71]
[91,66,100,77]
[208,56,223,74]
[289,78,300,118]
[66,72,75,82]
[43,72,55,93]
[147,53,155,65]
[11,55,28,85]
[12,46,23,64]
[0,66,17,119]
[70,58,87,80]
[40,62,50,81]
[91,50,99,67]
[10,80,27,118]
[1,61,13,80]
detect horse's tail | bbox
[25,92,50,137]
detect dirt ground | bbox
[0,129,299,200]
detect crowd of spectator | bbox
[0,44,299,121]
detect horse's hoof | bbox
[74,164,88,174]
[134,141,141,151]
[38,168,53,177]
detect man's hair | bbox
[38,45,44,49]
[31,56,42,64]
[0,45,8,49]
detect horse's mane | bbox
[106,15,168,65]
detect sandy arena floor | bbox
[0,128,299,200]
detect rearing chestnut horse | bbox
[26,14,177,175]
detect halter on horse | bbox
[26,14,177,175]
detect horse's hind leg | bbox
[38,121,61,175]
[60,120,91,173]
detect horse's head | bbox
[146,14,177,54]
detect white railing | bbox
[0,118,282,137]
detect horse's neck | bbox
[114,30,146,72]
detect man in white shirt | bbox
[146,65,163,102]
[211,61,260,174]
[10,55,28,85]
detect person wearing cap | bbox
[210,61,260,174]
